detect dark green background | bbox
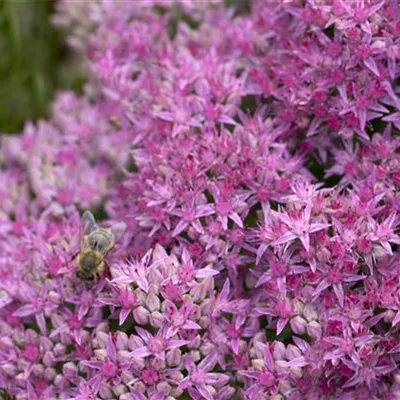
[0,0,85,133]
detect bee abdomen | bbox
[87,229,114,252]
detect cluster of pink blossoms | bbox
[1,0,400,399]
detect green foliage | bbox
[0,1,84,133]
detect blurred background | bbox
[0,0,85,133]
[0,0,249,134]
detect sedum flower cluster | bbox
[2,0,400,399]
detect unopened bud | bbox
[94,349,107,361]
[116,332,129,350]
[53,343,66,357]
[275,360,288,372]
[44,367,56,381]
[290,316,307,334]
[286,344,301,360]
[166,348,181,366]
[54,374,68,389]
[273,341,286,360]
[303,304,318,322]
[251,359,264,370]
[157,382,171,395]
[63,362,78,379]
[133,381,146,393]
[43,351,56,367]
[40,337,53,352]
[290,366,303,379]
[205,385,216,397]
[307,321,322,340]
[113,384,127,396]
[99,382,113,399]
[384,310,395,323]
[188,334,201,349]
[32,364,44,377]
[216,387,236,400]
[121,370,134,385]
[146,294,160,312]
[189,350,201,363]
[133,306,150,325]
[128,335,142,350]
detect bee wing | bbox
[80,210,97,249]
[110,221,127,243]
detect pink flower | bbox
[273,205,330,252]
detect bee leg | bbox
[71,252,79,262]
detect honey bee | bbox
[75,210,126,282]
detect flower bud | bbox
[198,316,209,329]
[273,341,286,360]
[251,359,264,370]
[99,382,113,399]
[189,350,201,363]
[133,306,149,325]
[307,321,322,340]
[113,384,127,396]
[303,304,318,322]
[205,385,216,396]
[43,351,56,367]
[117,350,131,362]
[60,332,73,345]
[149,311,164,327]
[166,348,181,366]
[316,248,331,263]
[94,349,108,361]
[12,331,24,346]
[289,367,303,379]
[116,332,129,350]
[146,293,160,312]
[217,387,236,400]
[54,374,68,389]
[48,291,61,305]
[290,316,307,334]
[131,357,145,370]
[40,336,54,352]
[384,310,395,323]
[275,360,288,372]
[152,357,166,371]
[96,331,109,348]
[32,364,44,377]
[44,367,56,381]
[169,370,184,382]
[15,373,26,387]
[1,363,16,377]
[0,336,14,348]
[157,382,171,395]
[286,344,301,360]
[121,370,134,385]
[17,358,28,371]
[188,334,201,349]
[95,320,109,333]
[133,381,146,393]
[63,362,78,379]
[129,335,143,351]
